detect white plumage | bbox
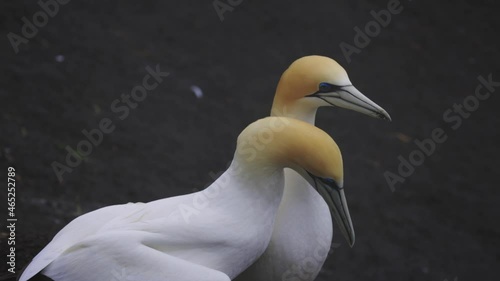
[236,56,390,281]
[19,116,350,281]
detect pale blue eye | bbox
[320,177,342,189]
[319,83,332,92]
[323,178,335,184]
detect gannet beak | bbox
[313,177,355,247]
[310,85,391,121]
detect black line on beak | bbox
[308,85,387,119]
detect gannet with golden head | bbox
[236,56,391,281]
[18,117,352,281]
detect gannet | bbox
[235,56,391,281]
[18,117,353,281]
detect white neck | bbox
[198,160,285,277]
[202,160,285,223]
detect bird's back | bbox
[18,202,147,281]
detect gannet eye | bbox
[320,177,335,184]
[323,178,335,184]
[318,177,342,190]
[318,83,333,93]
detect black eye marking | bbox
[307,172,342,191]
[318,177,343,190]
[308,82,348,97]
[319,82,333,93]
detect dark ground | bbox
[0,0,499,280]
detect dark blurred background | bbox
[1,0,499,280]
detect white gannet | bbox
[18,116,353,281]
[235,56,391,281]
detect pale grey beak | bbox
[313,176,355,247]
[312,85,391,121]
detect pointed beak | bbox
[315,178,355,247]
[314,85,391,121]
